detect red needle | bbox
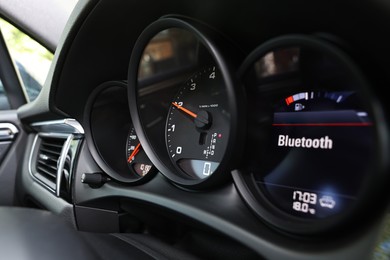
[127,143,141,163]
[172,102,197,118]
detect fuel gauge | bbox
[126,127,155,177]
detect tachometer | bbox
[166,66,229,179]
[127,17,244,188]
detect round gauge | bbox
[128,17,244,188]
[85,81,156,184]
[166,65,229,179]
[233,35,388,235]
[126,127,155,177]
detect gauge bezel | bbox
[128,17,244,189]
[234,34,389,235]
[84,81,156,184]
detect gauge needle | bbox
[127,143,141,163]
[171,102,210,126]
[172,102,197,118]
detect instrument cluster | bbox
[84,16,387,235]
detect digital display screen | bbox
[254,90,374,219]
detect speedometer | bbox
[166,65,229,179]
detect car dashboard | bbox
[9,0,390,259]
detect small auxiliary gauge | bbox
[85,81,156,184]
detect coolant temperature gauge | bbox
[126,127,155,177]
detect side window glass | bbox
[0,18,53,106]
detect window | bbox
[0,18,53,108]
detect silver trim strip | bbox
[56,134,74,196]
[0,123,19,141]
[0,123,19,134]
[31,118,84,134]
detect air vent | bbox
[29,131,83,201]
[36,136,66,184]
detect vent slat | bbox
[36,166,57,179]
[40,147,62,156]
[37,161,58,171]
[41,142,63,148]
[38,153,59,163]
